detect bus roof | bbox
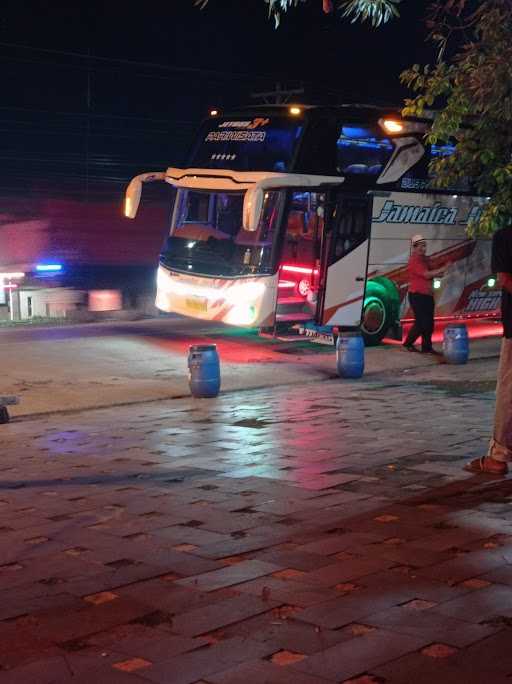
[205,103,434,129]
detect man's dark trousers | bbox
[404,292,435,351]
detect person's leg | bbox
[403,293,421,348]
[466,338,512,474]
[489,337,512,463]
[408,294,429,350]
[420,296,435,352]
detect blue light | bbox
[431,143,455,157]
[36,264,62,272]
[338,137,393,151]
[342,126,371,138]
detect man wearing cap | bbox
[402,234,445,354]
[465,226,512,475]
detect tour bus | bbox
[124,104,498,345]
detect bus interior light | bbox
[281,263,319,276]
[382,119,404,134]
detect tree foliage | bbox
[339,0,400,26]
[195,0,512,234]
[402,0,512,234]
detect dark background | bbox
[0,0,433,283]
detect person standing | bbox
[402,234,445,354]
[465,226,512,475]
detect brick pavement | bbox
[2,374,512,683]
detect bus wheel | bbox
[361,287,391,346]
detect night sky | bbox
[2,1,433,112]
[0,0,436,275]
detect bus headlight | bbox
[156,267,168,291]
[227,282,266,305]
[225,303,257,326]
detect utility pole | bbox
[251,81,304,105]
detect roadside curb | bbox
[6,353,500,424]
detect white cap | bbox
[411,234,426,246]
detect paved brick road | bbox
[2,373,512,683]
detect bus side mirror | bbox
[243,187,264,232]
[377,138,425,185]
[124,177,143,218]
[124,172,166,218]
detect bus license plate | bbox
[186,297,208,312]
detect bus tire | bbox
[360,282,393,346]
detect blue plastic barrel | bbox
[188,344,221,397]
[336,331,365,379]
[443,323,469,364]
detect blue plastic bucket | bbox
[336,332,364,379]
[188,344,221,397]
[443,324,469,365]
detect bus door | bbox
[276,190,324,323]
[317,193,372,327]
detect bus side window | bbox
[336,124,393,178]
[429,143,472,193]
[331,200,369,263]
[398,142,472,193]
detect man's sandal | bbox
[464,457,508,475]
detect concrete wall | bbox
[18,288,86,320]
[6,287,157,322]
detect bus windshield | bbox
[189,116,303,172]
[160,189,284,277]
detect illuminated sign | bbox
[206,131,266,143]
[218,118,270,130]
[205,118,271,144]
